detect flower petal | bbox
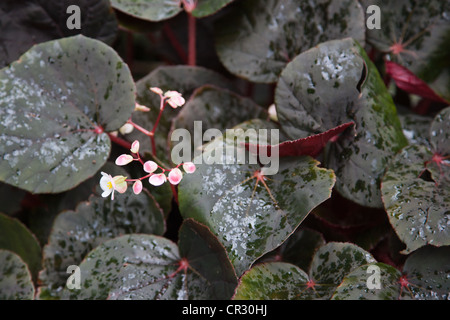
[150,87,163,95]
[149,173,167,186]
[168,168,183,185]
[101,189,112,198]
[130,140,140,154]
[115,154,134,166]
[143,160,158,173]
[119,123,134,135]
[132,180,143,195]
[182,162,196,174]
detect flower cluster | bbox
[100,87,192,200]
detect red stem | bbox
[187,13,196,66]
[163,23,188,64]
[107,133,132,150]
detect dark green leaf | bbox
[0,35,136,193]
[0,213,41,281]
[276,38,408,207]
[62,220,237,299]
[362,0,450,102]
[179,120,336,275]
[110,0,182,22]
[192,0,235,18]
[215,0,365,83]
[38,185,165,299]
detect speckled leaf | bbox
[110,0,182,22]
[398,107,433,147]
[430,106,450,155]
[0,35,136,194]
[191,0,235,18]
[258,228,326,272]
[362,0,450,102]
[402,245,450,300]
[0,0,118,67]
[233,262,312,300]
[276,38,408,207]
[0,250,35,300]
[234,242,374,299]
[333,246,450,300]
[0,213,41,281]
[62,220,237,300]
[215,0,365,83]
[331,262,402,300]
[38,181,165,299]
[382,109,449,253]
[179,121,336,276]
[125,66,235,163]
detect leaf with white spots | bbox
[61,219,237,300]
[0,250,35,300]
[0,35,136,193]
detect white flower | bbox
[100,172,128,200]
[164,91,185,109]
[150,87,163,95]
[119,123,134,135]
[182,162,196,174]
[149,173,167,186]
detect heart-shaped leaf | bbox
[215,0,365,83]
[61,219,237,300]
[38,181,165,299]
[0,213,41,281]
[0,250,35,300]
[362,0,450,102]
[381,108,450,253]
[0,35,136,194]
[125,66,235,162]
[398,106,433,147]
[191,0,235,18]
[179,120,336,275]
[234,242,375,299]
[333,246,450,300]
[0,0,118,67]
[275,38,408,207]
[110,0,182,22]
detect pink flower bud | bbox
[134,102,150,112]
[150,87,163,95]
[164,91,185,108]
[149,173,167,186]
[132,180,143,195]
[130,140,140,154]
[143,160,158,173]
[115,154,134,166]
[168,168,183,185]
[182,162,196,174]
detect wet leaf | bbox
[276,38,408,207]
[0,250,35,300]
[61,219,237,300]
[38,183,165,299]
[0,35,136,194]
[125,66,235,162]
[382,107,449,253]
[110,0,182,22]
[215,0,365,83]
[0,0,118,67]
[234,242,375,299]
[333,246,450,300]
[397,106,433,147]
[179,120,336,275]
[362,0,450,102]
[0,213,41,281]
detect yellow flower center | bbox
[107,181,113,189]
